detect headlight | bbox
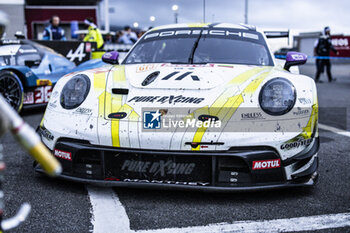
[259,78,296,115]
[60,74,90,109]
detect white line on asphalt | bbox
[319,123,350,138]
[135,212,350,233]
[87,185,130,233]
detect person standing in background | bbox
[118,26,138,44]
[314,26,338,83]
[42,15,66,41]
[83,18,104,49]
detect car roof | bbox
[150,23,258,32]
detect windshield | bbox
[0,44,41,66]
[124,28,273,66]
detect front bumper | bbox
[35,138,319,191]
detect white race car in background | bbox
[37,23,318,191]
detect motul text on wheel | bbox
[0,70,24,112]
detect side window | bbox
[16,44,42,66]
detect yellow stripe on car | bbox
[209,67,268,113]
[109,66,127,147]
[187,23,210,28]
[191,68,273,151]
[93,72,107,94]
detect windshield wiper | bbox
[188,30,203,64]
[170,62,188,64]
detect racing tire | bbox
[0,70,24,112]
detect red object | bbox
[54,149,72,161]
[252,159,281,170]
[25,7,97,39]
[330,36,350,57]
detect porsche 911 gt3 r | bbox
[37,23,319,191]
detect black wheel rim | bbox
[0,74,22,110]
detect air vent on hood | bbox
[141,71,160,86]
[112,88,129,95]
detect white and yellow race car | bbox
[37,23,319,191]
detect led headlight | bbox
[60,74,90,109]
[259,78,296,115]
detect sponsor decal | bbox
[136,64,157,73]
[161,71,200,81]
[38,127,54,141]
[143,110,221,129]
[104,178,120,181]
[122,179,210,186]
[144,30,259,40]
[332,38,348,47]
[143,110,161,129]
[51,91,59,98]
[23,92,34,104]
[121,159,196,176]
[128,95,205,105]
[103,52,113,58]
[85,42,92,52]
[26,86,52,105]
[252,159,281,170]
[161,63,214,68]
[1,39,20,44]
[54,149,72,161]
[241,112,264,120]
[298,98,312,105]
[67,42,86,62]
[217,64,234,68]
[48,100,57,108]
[162,118,221,129]
[18,48,37,54]
[280,138,312,150]
[25,71,33,78]
[293,108,310,116]
[291,54,305,61]
[75,107,92,114]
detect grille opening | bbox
[217,156,249,172]
[75,150,101,165]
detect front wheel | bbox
[0,70,24,112]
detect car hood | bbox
[98,63,278,121]
[126,63,226,90]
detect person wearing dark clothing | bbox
[314,26,338,83]
[42,15,66,41]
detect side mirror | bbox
[25,60,41,68]
[284,52,307,71]
[102,51,119,65]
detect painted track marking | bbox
[319,123,350,138]
[87,185,130,233]
[136,212,350,233]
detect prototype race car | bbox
[0,39,75,111]
[37,23,319,191]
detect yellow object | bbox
[191,68,273,151]
[91,51,105,59]
[29,142,62,176]
[84,25,104,49]
[36,79,52,86]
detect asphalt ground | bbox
[0,63,349,232]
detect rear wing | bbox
[264,30,289,39]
